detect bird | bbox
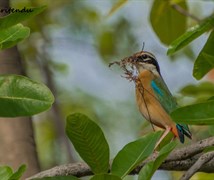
[128,51,192,148]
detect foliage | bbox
[0,6,46,49]
[0,165,26,180]
[0,75,54,117]
[138,141,177,180]
[167,15,214,55]
[150,1,214,85]
[0,24,30,49]
[66,113,110,174]
[111,131,161,178]
[90,174,122,180]
[180,82,214,101]
[0,5,53,117]
[65,113,175,180]
[171,99,214,125]
[150,0,187,45]
[193,30,214,80]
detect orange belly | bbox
[135,70,176,130]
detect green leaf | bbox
[180,82,214,97]
[0,165,26,180]
[193,30,214,80]
[9,165,26,180]
[66,113,110,174]
[0,24,30,49]
[167,15,214,55]
[90,174,122,180]
[179,82,214,103]
[0,74,54,117]
[111,131,162,178]
[0,166,13,180]
[138,142,177,180]
[171,100,214,125]
[34,176,80,180]
[150,0,187,45]
[0,6,47,30]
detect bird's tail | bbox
[176,124,192,143]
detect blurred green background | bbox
[10,0,214,179]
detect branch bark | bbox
[27,137,214,179]
[180,151,214,180]
[0,48,40,178]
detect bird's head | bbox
[130,51,161,77]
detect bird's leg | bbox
[154,126,171,150]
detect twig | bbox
[171,3,201,22]
[166,137,214,161]
[160,154,214,173]
[180,151,214,180]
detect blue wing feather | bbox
[151,81,163,97]
[151,77,177,114]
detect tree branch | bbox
[27,137,214,179]
[180,151,214,180]
[27,162,92,180]
[166,137,214,161]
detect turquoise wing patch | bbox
[151,81,163,96]
[151,77,177,113]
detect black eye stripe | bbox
[137,55,156,64]
[145,59,156,65]
[137,55,161,74]
[137,56,150,62]
[138,54,149,60]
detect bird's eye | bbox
[136,54,148,62]
[142,54,148,59]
